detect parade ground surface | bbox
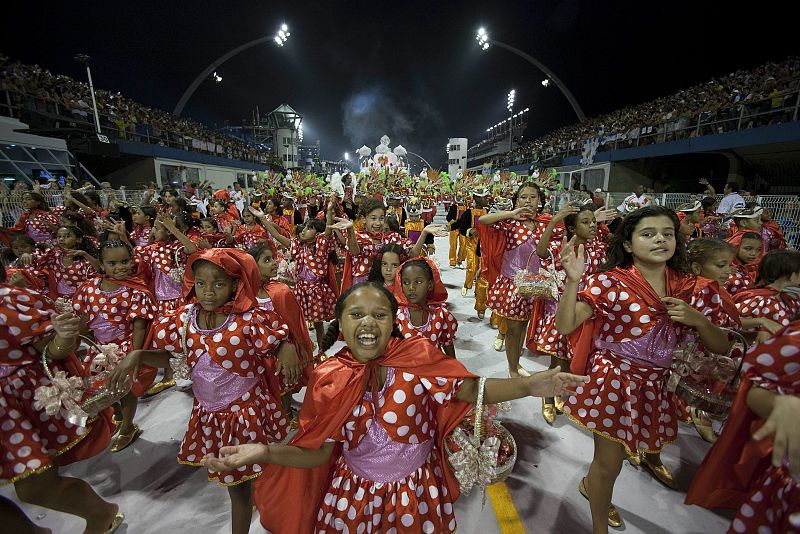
[1,211,734,533]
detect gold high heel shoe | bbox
[106,511,125,533]
[542,398,557,424]
[554,395,565,413]
[493,335,505,352]
[579,477,624,528]
[640,454,677,489]
[111,424,141,453]
[691,407,717,443]
[144,378,175,397]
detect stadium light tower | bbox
[173,23,291,116]
[72,54,102,136]
[475,27,585,122]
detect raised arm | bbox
[555,237,593,334]
[455,367,587,404]
[537,204,578,258]
[479,207,535,226]
[409,224,446,258]
[251,207,291,249]
[158,216,197,254]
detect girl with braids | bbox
[0,264,124,533]
[129,205,156,247]
[259,198,340,350]
[337,197,445,292]
[32,225,99,299]
[3,191,58,243]
[107,248,297,534]
[478,181,557,378]
[202,282,588,534]
[249,241,314,429]
[733,250,800,343]
[72,240,157,452]
[366,242,407,293]
[555,206,739,532]
[527,202,615,423]
[395,257,458,357]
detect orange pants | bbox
[475,275,488,312]
[463,235,479,289]
[449,231,466,266]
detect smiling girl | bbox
[33,225,100,299]
[202,282,587,534]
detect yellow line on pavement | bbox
[487,481,526,534]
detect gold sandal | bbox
[144,379,175,398]
[542,398,557,425]
[106,511,125,533]
[579,477,624,528]
[111,424,141,453]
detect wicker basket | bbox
[672,329,747,418]
[513,249,562,300]
[445,377,517,492]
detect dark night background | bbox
[2,1,798,167]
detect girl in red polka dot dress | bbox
[726,231,762,295]
[367,243,407,294]
[261,202,341,349]
[686,320,800,534]
[555,206,739,532]
[107,248,296,534]
[733,250,800,344]
[340,197,441,292]
[0,266,123,533]
[234,207,269,250]
[478,182,560,378]
[4,191,58,243]
[129,205,156,247]
[249,240,314,428]
[527,202,614,423]
[72,241,157,452]
[202,282,588,534]
[34,225,100,299]
[395,258,458,357]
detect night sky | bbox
[3,1,798,167]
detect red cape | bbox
[727,230,765,265]
[686,320,800,509]
[569,266,739,374]
[254,336,476,534]
[762,221,787,251]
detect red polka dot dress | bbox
[561,271,737,455]
[12,209,58,243]
[315,367,463,533]
[396,306,458,351]
[734,288,800,330]
[726,263,756,296]
[34,249,97,297]
[349,232,413,284]
[291,235,336,322]
[534,227,609,359]
[234,224,269,251]
[129,224,152,248]
[72,277,157,353]
[0,285,111,483]
[727,323,800,534]
[487,219,557,321]
[150,305,290,485]
[134,241,187,315]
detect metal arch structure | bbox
[488,39,586,123]
[172,36,275,117]
[405,150,435,170]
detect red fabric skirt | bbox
[562,351,677,455]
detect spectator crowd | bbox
[492,57,800,167]
[0,55,279,166]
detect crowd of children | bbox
[1,170,798,534]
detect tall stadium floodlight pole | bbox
[475,28,586,123]
[406,150,434,170]
[173,24,291,117]
[73,54,102,134]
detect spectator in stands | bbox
[717,181,747,215]
[592,188,605,208]
[617,184,652,213]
